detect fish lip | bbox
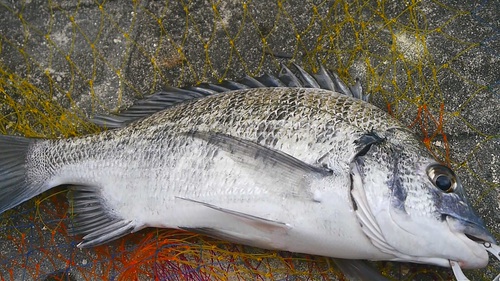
[446,215,496,244]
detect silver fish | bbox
[0,64,497,280]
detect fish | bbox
[0,64,498,280]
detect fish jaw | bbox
[376,188,491,269]
[446,216,495,269]
[384,206,490,269]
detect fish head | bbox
[350,128,495,269]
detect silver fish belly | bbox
[0,65,497,280]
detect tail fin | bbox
[0,135,39,214]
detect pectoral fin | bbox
[188,131,332,199]
[189,131,330,174]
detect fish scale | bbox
[0,65,497,281]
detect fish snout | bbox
[446,214,496,243]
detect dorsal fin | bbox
[91,64,369,129]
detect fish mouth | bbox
[462,221,496,244]
[446,216,500,280]
[445,215,496,245]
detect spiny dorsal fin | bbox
[67,186,142,248]
[91,64,368,129]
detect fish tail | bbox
[0,134,40,214]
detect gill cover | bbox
[349,128,493,268]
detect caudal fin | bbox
[0,135,39,214]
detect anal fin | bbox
[67,186,140,248]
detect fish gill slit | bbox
[349,173,358,211]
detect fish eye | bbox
[435,175,451,190]
[426,164,457,193]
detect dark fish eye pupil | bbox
[436,175,452,191]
